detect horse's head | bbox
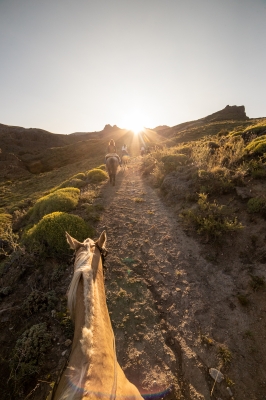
[65,231,107,320]
[66,231,107,271]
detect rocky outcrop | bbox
[203,105,249,122]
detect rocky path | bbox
[91,157,209,399]
[92,157,266,400]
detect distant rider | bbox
[105,139,121,166]
[121,144,129,156]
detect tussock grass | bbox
[218,345,232,365]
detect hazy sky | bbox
[0,0,265,134]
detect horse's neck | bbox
[89,255,114,361]
[75,254,115,385]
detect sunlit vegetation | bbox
[27,187,80,223]
[86,168,108,183]
[22,212,93,257]
[180,193,243,240]
[140,118,266,242]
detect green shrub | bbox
[86,168,108,183]
[245,135,266,155]
[71,173,86,180]
[197,167,234,195]
[96,164,106,171]
[9,323,51,384]
[181,193,243,239]
[58,178,87,190]
[141,155,157,176]
[53,173,87,191]
[23,212,93,256]
[247,197,266,217]
[243,121,266,134]
[29,188,80,222]
[247,159,266,179]
[161,153,188,173]
[23,290,57,316]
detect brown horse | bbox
[106,156,119,186]
[52,231,143,400]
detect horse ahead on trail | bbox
[106,155,119,186]
[121,154,130,171]
[52,231,143,400]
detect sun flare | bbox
[130,123,144,135]
[120,109,146,135]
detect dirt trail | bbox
[91,157,210,399]
[91,156,266,400]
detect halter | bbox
[94,242,109,270]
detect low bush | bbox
[23,290,57,316]
[141,155,157,176]
[9,323,51,384]
[22,212,93,256]
[197,167,234,195]
[96,164,106,170]
[28,188,80,222]
[57,178,87,189]
[86,168,108,183]
[245,135,266,155]
[247,197,266,217]
[161,153,188,174]
[247,159,266,179]
[181,193,243,240]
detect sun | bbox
[130,122,144,135]
[120,109,145,134]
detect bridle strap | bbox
[95,242,108,269]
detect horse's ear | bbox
[66,232,84,251]
[97,230,107,248]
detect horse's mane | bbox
[67,248,94,359]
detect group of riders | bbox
[105,139,152,167]
[105,139,128,167]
